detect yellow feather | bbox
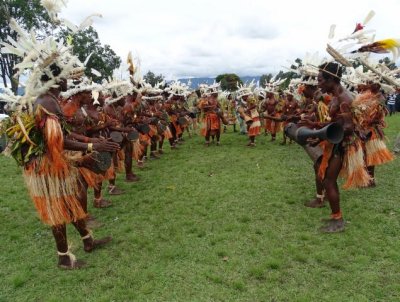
[379,39,400,49]
[127,51,135,76]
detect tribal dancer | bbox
[61,81,119,209]
[262,90,280,141]
[353,81,394,186]
[299,62,371,232]
[281,89,299,145]
[199,84,223,146]
[1,20,120,267]
[236,83,261,147]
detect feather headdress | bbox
[166,81,190,98]
[236,80,255,99]
[0,19,85,111]
[40,0,68,24]
[0,88,22,111]
[204,82,221,96]
[140,81,164,99]
[329,10,376,44]
[295,52,327,80]
[254,87,266,99]
[358,58,400,91]
[264,77,284,94]
[351,39,400,62]
[61,77,103,100]
[102,78,136,104]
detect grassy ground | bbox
[0,115,399,302]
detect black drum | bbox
[149,117,159,125]
[136,123,150,134]
[127,129,139,141]
[110,131,124,143]
[178,116,188,126]
[79,151,112,174]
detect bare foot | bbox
[83,236,112,253]
[86,215,104,228]
[58,253,86,269]
[137,160,145,169]
[108,186,124,195]
[125,173,139,182]
[93,198,112,208]
[304,198,325,208]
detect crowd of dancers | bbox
[0,2,397,268]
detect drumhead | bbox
[178,116,188,126]
[88,151,112,174]
[127,130,139,141]
[110,131,123,143]
[136,123,150,134]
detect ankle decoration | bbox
[330,211,342,220]
[81,230,93,240]
[316,194,325,200]
[57,250,77,262]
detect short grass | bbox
[0,115,399,302]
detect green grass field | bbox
[0,116,399,302]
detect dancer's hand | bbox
[93,140,120,152]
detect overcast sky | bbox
[62,0,400,80]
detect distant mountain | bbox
[178,76,261,89]
[177,77,215,89]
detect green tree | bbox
[0,0,52,93]
[273,58,302,90]
[259,73,273,87]
[215,73,242,91]
[273,69,299,90]
[143,71,165,86]
[58,27,121,83]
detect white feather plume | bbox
[91,68,102,77]
[363,10,375,25]
[40,0,68,23]
[328,24,336,39]
[60,14,102,33]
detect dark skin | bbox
[62,91,118,207]
[240,95,258,146]
[298,85,325,207]
[204,93,221,145]
[281,93,298,144]
[320,72,353,228]
[261,92,279,140]
[299,71,354,232]
[35,79,119,268]
[165,98,181,147]
[81,92,127,201]
[145,97,164,158]
[103,97,136,189]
